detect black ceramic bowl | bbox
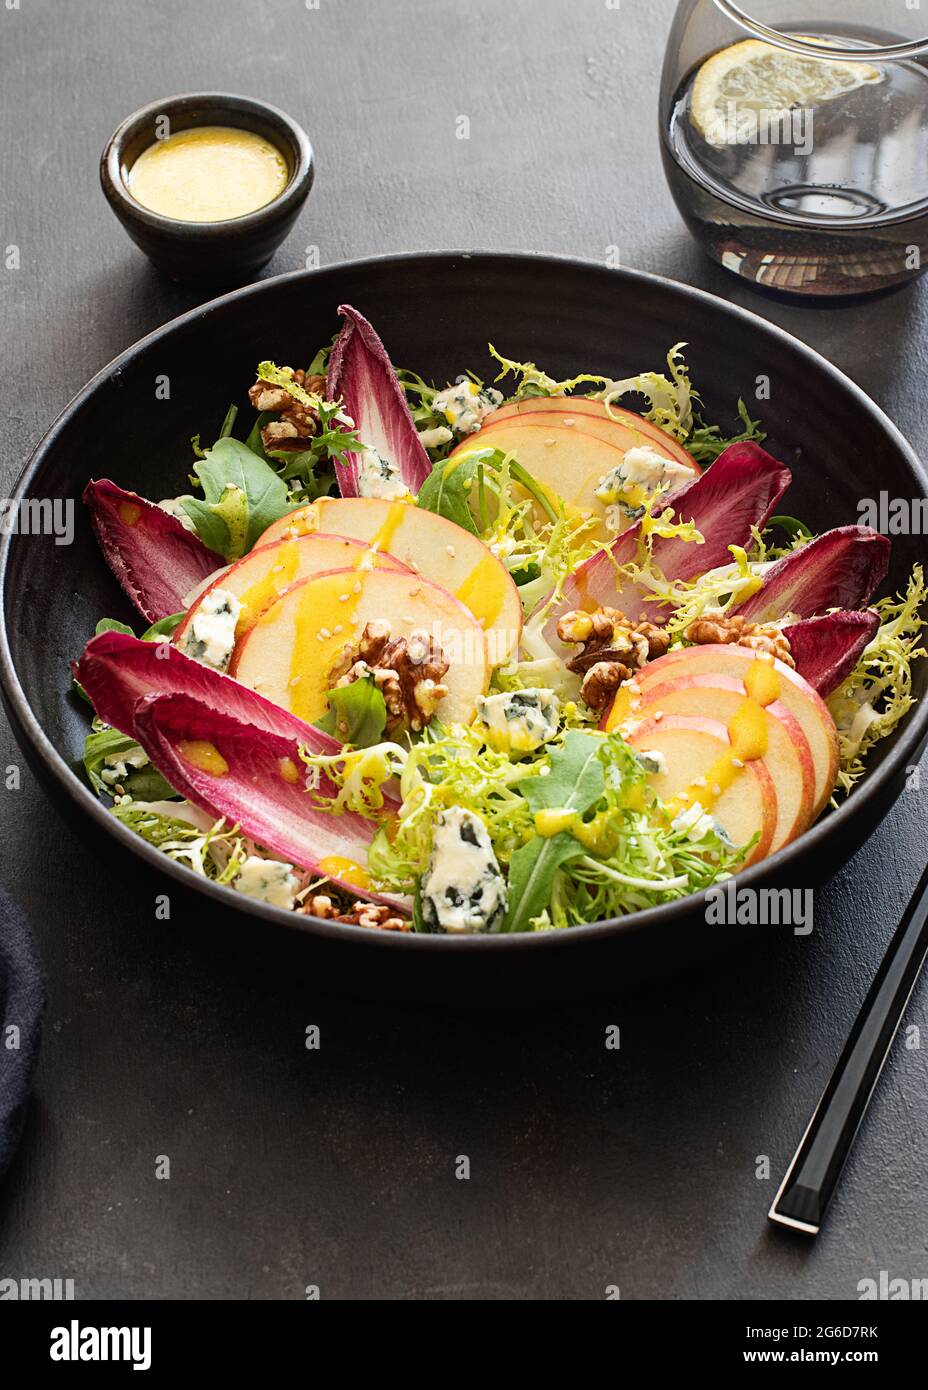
[100,93,315,287]
[1,253,927,999]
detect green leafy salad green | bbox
[78,324,926,933]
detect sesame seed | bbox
[562,418,576,427]
[653,710,664,722]
[339,593,350,602]
[544,438,556,447]
[289,675,301,687]
[731,757,744,768]
[318,627,331,640]
[446,545,456,557]
[712,784,722,797]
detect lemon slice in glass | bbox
[691,38,883,147]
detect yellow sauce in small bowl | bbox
[127,125,289,223]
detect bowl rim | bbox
[2,249,927,954]
[100,90,315,236]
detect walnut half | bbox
[684,613,795,668]
[330,620,450,733]
[248,368,327,453]
[556,607,671,710]
[301,894,409,931]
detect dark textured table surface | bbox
[1,0,926,1300]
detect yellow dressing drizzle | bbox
[455,551,507,630]
[368,501,409,556]
[604,684,635,733]
[236,540,300,632]
[318,855,370,889]
[535,808,577,838]
[176,740,229,776]
[283,573,363,723]
[667,657,780,817]
[534,809,618,855]
[278,757,300,784]
[117,501,142,526]
[286,504,320,538]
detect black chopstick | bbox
[768,858,928,1236]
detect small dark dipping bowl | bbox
[100,93,315,288]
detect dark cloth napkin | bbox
[0,889,45,1178]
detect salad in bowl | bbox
[74,306,925,935]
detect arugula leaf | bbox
[417,455,481,534]
[245,411,273,462]
[500,731,606,932]
[766,514,814,542]
[503,832,586,933]
[95,618,134,637]
[181,437,291,561]
[315,676,388,748]
[142,612,185,642]
[83,725,176,800]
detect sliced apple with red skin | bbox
[174,532,409,647]
[449,417,697,543]
[483,397,699,472]
[628,714,777,866]
[631,645,839,818]
[230,566,490,726]
[620,674,815,853]
[255,498,522,666]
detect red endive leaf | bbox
[326,305,432,498]
[544,442,792,640]
[784,610,880,696]
[736,526,890,625]
[75,633,403,908]
[130,691,403,906]
[75,631,343,753]
[85,479,225,623]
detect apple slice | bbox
[174,532,408,646]
[450,419,696,542]
[632,645,838,818]
[483,397,698,471]
[625,674,815,853]
[254,498,522,665]
[628,714,776,866]
[230,566,490,726]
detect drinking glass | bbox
[660,0,928,296]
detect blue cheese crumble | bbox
[421,807,507,934]
[634,748,669,777]
[418,425,455,451]
[433,378,503,436]
[594,445,693,531]
[178,587,240,671]
[233,856,300,910]
[357,446,409,500]
[475,689,560,753]
[101,744,150,786]
[670,801,733,846]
